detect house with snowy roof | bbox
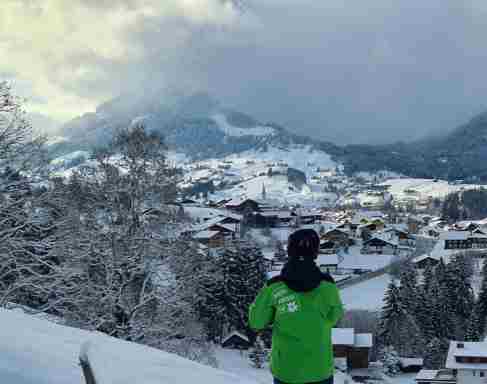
[415,369,456,383]
[445,341,487,384]
[412,254,441,270]
[221,331,251,350]
[332,328,373,370]
[361,236,398,255]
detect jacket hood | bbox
[281,259,324,292]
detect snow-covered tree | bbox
[465,307,483,342]
[0,82,59,309]
[380,346,401,376]
[423,338,449,369]
[274,241,287,263]
[476,260,487,336]
[249,336,267,369]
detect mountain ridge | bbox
[55,91,487,182]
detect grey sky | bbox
[2,0,487,143]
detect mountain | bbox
[340,110,487,182]
[55,90,487,182]
[58,91,343,160]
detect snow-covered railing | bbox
[80,342,99,384]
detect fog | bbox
[2,0,487,143]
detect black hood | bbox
[281,259,325,293]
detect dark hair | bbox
[287,229,320,261]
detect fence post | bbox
[79,342,98,384]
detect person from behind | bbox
[249,228,344,384]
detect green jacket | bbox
[249,275,344,384]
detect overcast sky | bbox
[2,0,487,143]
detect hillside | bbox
[341,111,487,182]
[57,91,343,161]
[53,91,487,182]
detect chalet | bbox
[470,233,487,249]
[207,223,237,239]
[319,239,338,255]
[442,231,471,250]
[322,228,350,246]
[332,328,373,370]
[415,369,456,384]
[221,331,251,350]
[445,341,487,384]
[193,230,225,248]
[408,216,423,234]
[225,198,260,213]
[253,211,281,228]
[362,236,398,255]
[412,254,440,270]
[384,225,415,247]
[317,254,339,274]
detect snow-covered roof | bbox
[222,331,249,345]
[439,231,470,241]
[412,254,441,263]
[416,370,439,380]
[332,328,372,348]
[354,333,373,348]
[446,341,487,370]
[332,328,354,346]
[193,230,220,240]
[399,357,423,367]
[364,235,398,247]
[317,254,339,266]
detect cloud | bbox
[2,0,487,143]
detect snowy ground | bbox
[0,306,358,384]
[214,348,357,384]
[339,246,396,271]
[340,273,391,311]
[381,178,480,202]
[0,308,257,384]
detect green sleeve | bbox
[327,285,344,326]
[249,285,275,331]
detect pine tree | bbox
[477,260,487,336]
[465,307,483,341]
[380,346,401,376]
[399,262,419,315]
[249,336,267,369]
[225,239,267,336]
[447,254,475,339]
[424,338,449,369]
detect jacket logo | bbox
[287,301,298,313]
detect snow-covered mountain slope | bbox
[0,308,256,384]
[211,113,275,137]
[179,144,339,205]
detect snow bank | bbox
[0,308,256,384]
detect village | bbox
[173,173,487,384]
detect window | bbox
[481,372,485,377]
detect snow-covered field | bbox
[340,273,391,311]
[382,178,480,201]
